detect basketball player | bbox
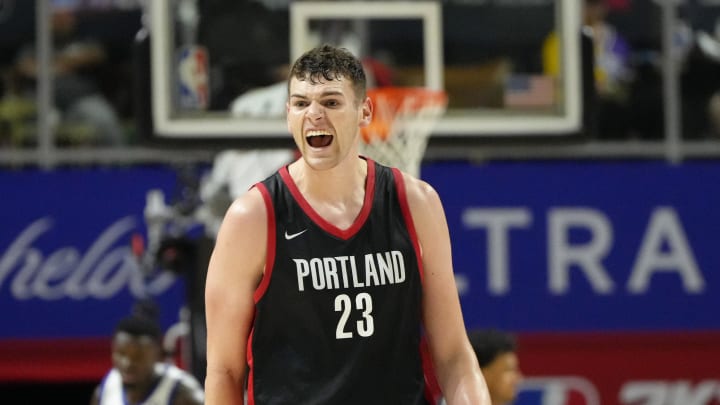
[204,44,490,405]
[468,329,522,405]
[90,315,204,405]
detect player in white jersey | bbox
[90,315,204,405]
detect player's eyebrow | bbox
[289,90,345,99]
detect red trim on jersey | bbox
[253,183,276,303]
[247,183,275,405]
[246,327,256,405]
[392,168,425,283]
[278,159,376,240]
[393,169,442,403]
[420,337,443,405]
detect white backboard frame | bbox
[436,0,582,135]
[150,0,581,138]
[290,2,444,91]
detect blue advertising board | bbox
[422,160,720,332]
[2,160,720,384]
[0,166,188,339]
[3,160,718,338]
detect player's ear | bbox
[286,101,292,131]
[359,96,373,127]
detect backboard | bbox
[149,0,582,138]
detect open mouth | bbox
[306,130,333,148]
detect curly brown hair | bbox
[288,44,367,103]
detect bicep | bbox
[205,189,267,378]
[405,176,489,404]
[406,178,470,364]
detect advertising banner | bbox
[422,160,720,405]
[423,160,720,332]
[512,332,720,405]
[0,167,189,380]
[2,160,719,395]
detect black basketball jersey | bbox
[248,158,437,405]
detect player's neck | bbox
[289,156,368,230]
[293,155,367,201]
[124,378,159,405]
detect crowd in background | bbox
[0,1,141,148]
[1,1,718,403]
[0,0,719,146]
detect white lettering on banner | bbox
[462,208,532,295]
[462,206,707,296]
[549,208,615,294]
[0,217,176,300]
[627,207,704,293]
[620,380,720,405]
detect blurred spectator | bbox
[543,0,633,139]
[197,0,289,111]
[0,67,36,147]
[583,0,633,139]
[227,10,394,118]
[584,0,633,104]
[681,18,720,139]
[710,91,720,138]
[14,7,123,146]
[89,312,204,405]
[469,329,523,405]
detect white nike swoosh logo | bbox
[284,229,308,240]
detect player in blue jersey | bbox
[90,315,204,405]
[469,329,522,405]
[204,44,490,405]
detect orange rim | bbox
[362,87,448,142]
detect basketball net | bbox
[360,87,448,178]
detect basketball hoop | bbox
[360,87,448,178]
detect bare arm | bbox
[404,174,491,405]
[204,188,267,405]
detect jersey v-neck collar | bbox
[279,158,376,241]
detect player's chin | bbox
[122,380,139,389]
[120,372,141,387]
[303,154,338,171]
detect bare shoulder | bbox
[396,170,452,276]
[206,186,269,300]
[212,186,268,259]
[399,171,444,218]
[219,186,267,234]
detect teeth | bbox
[306,130,332,137]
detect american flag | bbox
[504,74,555,109]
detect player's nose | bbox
[307,101,325,120]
